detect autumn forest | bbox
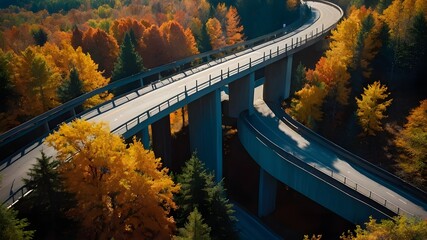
[0,0,427,239]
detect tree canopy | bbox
[175,153,237,240]
[341,215,427,240]
[356,81,392,136]
[395,99,427,185]
[174,207,211,240]
[46,119,180,239]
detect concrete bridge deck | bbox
[237,99,427,222]
[1,1,343,206]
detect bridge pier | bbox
[141,127,150,149]
[133,127,150,149]
[285,54,293,99]
[258,168,278,217]
[151,115,172,168]
[188,89,223,182]
[228,72,255,118]
[263,55,293,102]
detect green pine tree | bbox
[0,205,34,240]
[0,176,34,240]
[176,153,213,227]
[111,32,144,96]
[207,183,238,240]
[175,153,238,240]
[175,208,211,240]
[23,151,63,213]
[291,62,307,95]
[22,151,73,236]
[31,28,48,47]
[57,67,84,103]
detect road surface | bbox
[0,1,343,207]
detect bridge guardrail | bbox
[111,26,332,135]
[2,2,338,206]
[239,111,411,218]
[269,101,427,206]
[0,3,313,162]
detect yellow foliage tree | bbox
[206,17,226,50]
[11,47,62,116]
[289,81,327,128]
[395,99,427,184]
[382,0,427,42]
[38,42,112,107]
[326,7,364,68]
[356,81,392,136]
[46,119,180,239]
[341,215,427,240]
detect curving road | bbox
[241,98,427,218]
[0,1,343,207]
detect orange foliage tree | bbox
[1,24,35,52]
[215,3,228,30]
[81,27,119,77]
[206,17,226,50]
[225,6,245,46]
[138,24,169,68]
[110,17,146,44]
[46,119,180,239]
[160,20,199,62]
[306,57,351,106]
[138,21,199,68]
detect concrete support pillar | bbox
[258,168,277,217]
[284,54,293,99]
[228,72,255,118]
[188,89,222,182]
[151,115,172,168]
[141,127,150,150]
[263,55,293,102]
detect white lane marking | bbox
[399,199,407,205]
[113,118,118,122]
[386,191,395,197]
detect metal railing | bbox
[0,4,314,162]
[239,111,412,218]
[111,24,336,135]
[1,2,342,206]
[273,104,427,203]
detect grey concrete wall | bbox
[188,89,223,181]
[228,72,255,118]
